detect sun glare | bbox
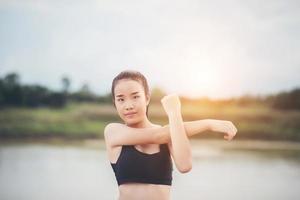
[180,65,221,99]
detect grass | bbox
[0,101,299,141]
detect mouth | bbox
[125,112,137,117]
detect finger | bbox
[227,133,233,140]
[224,134,231,140]
[229,122,237,133]
[232,126,237,134]
[231,131,236,138]
[229,125,237,136]
[229,124,236,133]
[230,132,235,140]
[233,125,238,133]
[230,129,236,138]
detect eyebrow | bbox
[116,91,139,98]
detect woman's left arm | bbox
[167,111,193,173]
[157,119,237,143]
[161,94,192,173]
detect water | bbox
[0,140,300,200]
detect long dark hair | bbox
[111,70,150,117]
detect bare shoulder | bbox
[152,124,163,128]
[104,122,124,147]
[104,123,125,138]
[104,122,124,132]
[104,123,124,163]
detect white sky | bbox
[0,0,299,99]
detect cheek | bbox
[115,105,123,115]
[136,100,146,110]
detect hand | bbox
[161,94,181,116]
[209,120,237,141]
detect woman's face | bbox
[114,79,150,125]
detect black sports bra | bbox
[110,143,173,186]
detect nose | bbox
[125,101,134,110]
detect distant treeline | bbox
[0,72,300,110]
[0,72,111,108]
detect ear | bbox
[146,93,151,106]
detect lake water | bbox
[0,139,300,200]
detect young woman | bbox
[104,70,237,200]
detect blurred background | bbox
[0,0,299,200]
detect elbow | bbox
[178,164,192,173]
[177,159,193,173]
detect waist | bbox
[118,183,171,200]
[116,177,172,186]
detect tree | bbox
[61,75,71,94]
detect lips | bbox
[125,112,137,116]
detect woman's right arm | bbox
[104,123,167,147]
[104,119,237,147]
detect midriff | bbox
[118,183,171,200]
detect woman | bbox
[104,70,237,200]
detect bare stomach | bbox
[118,183,171,200]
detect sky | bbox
[0,0,299,99]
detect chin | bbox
[125,118,140,125]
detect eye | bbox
[117,98,124,102]
[134,95,140,99]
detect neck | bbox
[126,117,153,129]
